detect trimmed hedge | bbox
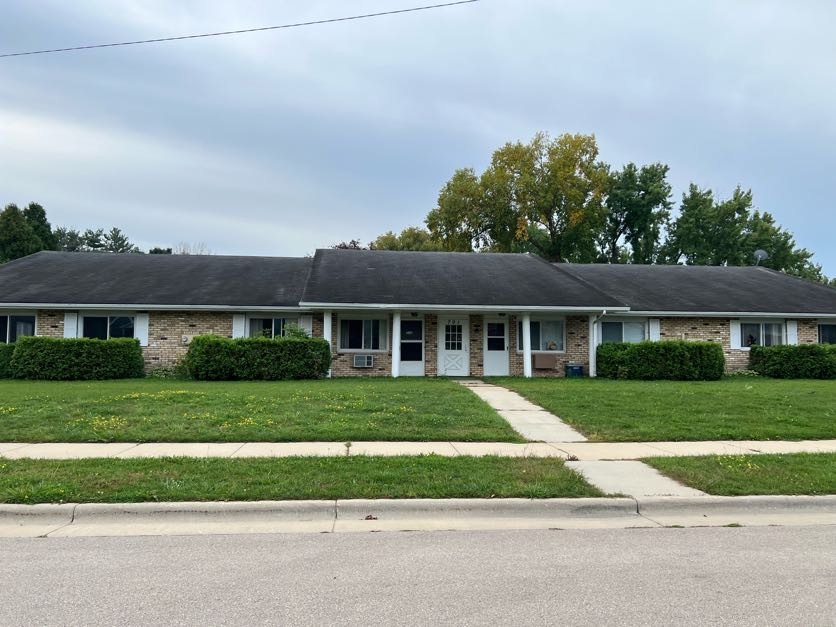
[596,340,725,381]
[749,344,836,379]
[9,336,145,380]
[184,334,331,381]
[0,343,15,379]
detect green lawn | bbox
[0,379,523,443]
[0,455,602,503]
[645,453,836,495]
[493,377,836,442]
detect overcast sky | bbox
[1,0,834,274]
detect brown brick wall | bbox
[509,315,590,377]
[798,319,819,344]
[469,315,484,377]
[35,310,65,337]
[658,317,746,372]
[144,311,234,368]
[424,314,438,377]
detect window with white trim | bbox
[740,322,783,347]
[82,316,135,340]
[818,324,836,345]
[0,314,36,343]
[248,317,299,338]
[601,321,646,344]
[516,319,565,352]
[338,318,388,351]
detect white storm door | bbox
[399,318,425,376]
[483,319,509,376]
[437,317,469,377]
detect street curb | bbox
[2,496,835,536]
[336,498,636,519]
[637,495,836,520]
[72,500,336,522]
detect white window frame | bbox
[598,318,648,345]
[246,314,300,339]
[80,313,137,340]
[337,315,389,353]
[737,319,785,350]
[0,311,37,343]
[515,317,566,354]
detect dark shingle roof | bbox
[301,249,625,308]
[558,263,836,314]
[0,251,311,307]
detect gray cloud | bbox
[1,0,834,273]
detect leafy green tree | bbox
[332,239,367,250]
[662,185,750,265]
[370,227,445,251]
[599,163,672,264]
[0,204,44,262]
[427,132,608,261]
[22,202,56,251]
[148,247,172,254]
[54,227,86,252]
[426,168,482,252]
[663,186,827,282]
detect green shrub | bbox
[0,343,15,379]
[749,344,836,379]
[595,343,632,379]
[185,334,331,381]
[596,340,725,381]
[10,336,145,380]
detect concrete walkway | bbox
[2,440,835,460]
[568,461,706,497]
[457,379,588,442]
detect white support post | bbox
[588,315,597,378]
[391,312,401,378]
[323,311,333,378]
[522,313,532,378]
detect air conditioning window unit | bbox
[353,354,374,368]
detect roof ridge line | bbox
[549,262,630,308]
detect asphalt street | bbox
[2,526,834,626]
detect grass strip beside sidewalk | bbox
[644,453,836,496]
[0,455,603,504]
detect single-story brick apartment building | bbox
[1,249,835,377]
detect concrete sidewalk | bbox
[2,496,835,538]
[457,379,588,442]
[3,439,835,460]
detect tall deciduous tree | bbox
[0,204,44,262]
[663,185,823,280]
[599,163,672,264]
[427,133,609,261]
[370,227,445,251]
[22,202,56,251]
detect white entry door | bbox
[437,317,469,377]
[483,319,509,376]
[399,318,425,376]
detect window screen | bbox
[820,324,836,344]
[0,317,7,343]
[8,316,35,343]
[82,316,108,340]
[109,317,135,339]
